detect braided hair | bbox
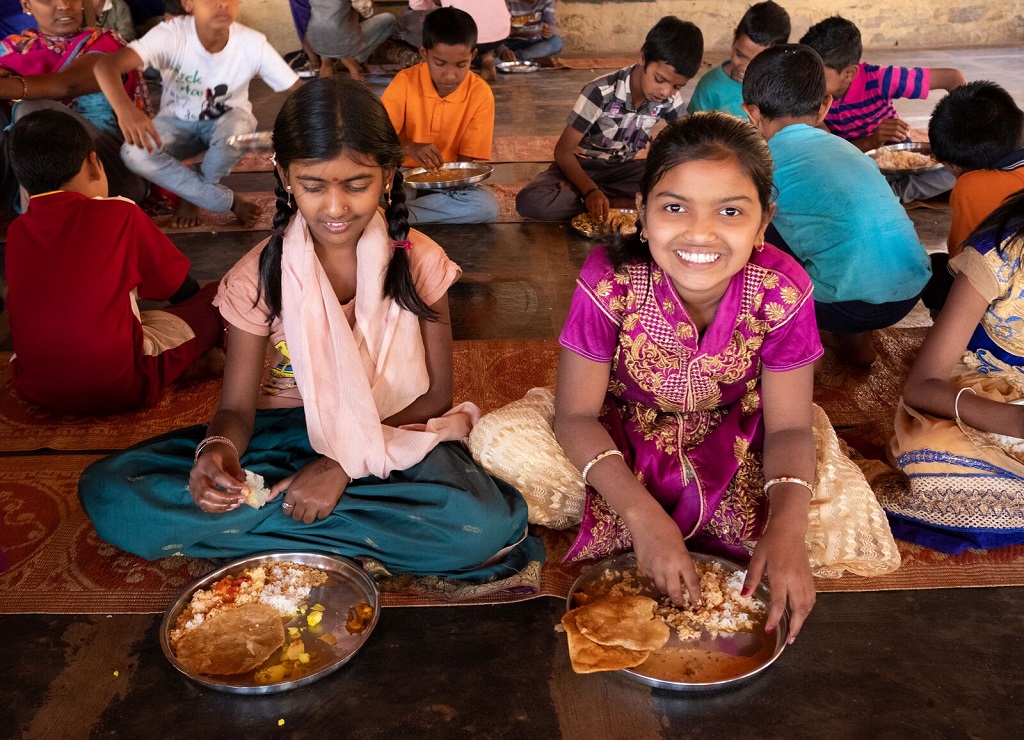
[257,77,437,323]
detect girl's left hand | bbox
[269,456,350,524]
[743,516,816,644]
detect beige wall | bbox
[241,1,1024,56]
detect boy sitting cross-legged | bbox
[4,109,226,414]
[515,16,703,222]
[742,44,931,367]
[94,0,301,228]
[381,6,498,224]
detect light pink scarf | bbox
[279,211,469,479]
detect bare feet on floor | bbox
[340,57,364,81]
[231,194,261,228]
[171,201,202,229]
[481,52,497,82]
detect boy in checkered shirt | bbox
[516,16,703,222]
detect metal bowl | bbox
[496,60,540,74]
[865,141,944,175]
[571,208,638,239]
[404,162,493,190]
[565,552,787,692]
[226,131,274,150]
[160,552,380,694]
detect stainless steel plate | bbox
[404,161,493,190]
[566,552,787,692]
[866,141,944,175]
[571,208,638,239]
[497,60,540,74]
[226,131,274,150]
[160,552,379,694]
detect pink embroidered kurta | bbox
[559,244,822,561]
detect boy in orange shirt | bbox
[380,6,497,224]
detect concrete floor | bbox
[4,47,1024,739]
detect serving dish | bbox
[404,161,493,190]
[865,141,944,175]
[160,551,379,694]
[566,552,787,692]
[571,208,638,239]
[496,60,540,74]
[226,131,274,150]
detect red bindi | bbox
[332,177,340,183]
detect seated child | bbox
[305,0,395,80]
[687,0,790,119]
[499,0,563,67]
[889,190,1024,554]
[4,109,224,414]
[94,0,301,229]
[78,78,542,583]
[742,44,930,367]
[93,0,137,42]
[516,16,703,222]
[381,6,498,225]
[410,0,510,81]
[920,81,1024,311]
[799,15,965,203]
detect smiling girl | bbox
[79,78,540,584]
[554,111,821,641]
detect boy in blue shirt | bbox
[742,44,930,367]
[687,1,789,120]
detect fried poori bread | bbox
[173,602,285,676]
[561,610,651,674]
[574,595,670,651]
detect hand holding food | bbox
[405,141,444,170]
[584,188,610,220]
[871,117,911,147]
[189,442,246,513]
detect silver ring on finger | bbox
[281,501,294,511]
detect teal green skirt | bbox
[79,408,544,581]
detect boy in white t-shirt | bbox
[95,0,300,228]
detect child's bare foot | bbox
[171,201,202,229]
[231,194,261,228]
[836,331,877,368]
[318,57,335,78]
[481,52,497,82]
[340,57,364,81]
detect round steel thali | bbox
[566,552,787,692]
[404,161,493,190]
[226,131,274,150]
[571,208,638,239]
[160,551,379,694]
[865,141,944,176]
[497,60,540,74]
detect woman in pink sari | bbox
[556,112,822,642]
[0,0,147,205]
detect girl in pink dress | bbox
[555,111,821,642]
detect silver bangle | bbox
[954,386,977,425]
[580,449,624,483]
[194,435,239,464]
[763,476,815,496]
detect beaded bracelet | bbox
[194,435,239,464]
[580,449,624,483]
[763,476,815,496]
[954,386,977,425]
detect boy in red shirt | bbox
[5,109,224,414]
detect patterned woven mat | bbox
[4,334,1024,615]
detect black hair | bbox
[421,6,477,51]
[798,15,861,71]
[641,16,704,79]
[8,109,95,195]
[736,1,791,47]
[257,77,436,323]
[742,44,827,120]
[608,111,775,270]
[961,188,1024,257]
[929,81,1024,172]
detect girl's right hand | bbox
[189,445,246,513]
[631,511,703,607]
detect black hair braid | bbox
[256,173,297,323]
[383,170,439,321]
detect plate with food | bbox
[496,60,540,74]
[866,142,944,175]
[226,131,274,150]
[562,552,786,691]
[404,162,494,190]
[571,209,639,239]
[160,551,379,694]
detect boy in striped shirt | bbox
[800,16,965,203]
